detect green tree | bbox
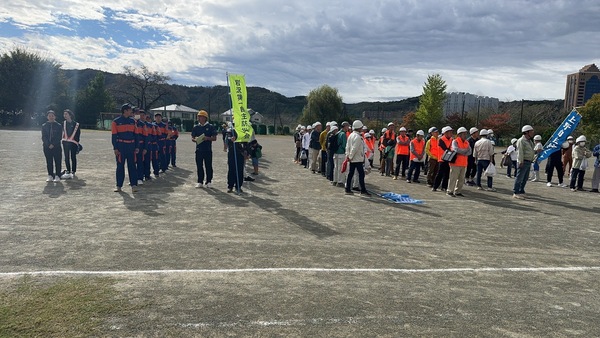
[75,72,113,127]
[0,47,65,124]
[300,85,343,125]
[415,74,447,130]
[579,93,600,143]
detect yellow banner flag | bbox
[228,73,253,142]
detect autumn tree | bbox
[415,74,447,130]
[480,112,513,139]
[300,85,343,125]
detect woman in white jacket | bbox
[344,120,371,196]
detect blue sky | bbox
[1,0,600,103]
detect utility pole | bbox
[519,99,524,127]
[476,99,481,127]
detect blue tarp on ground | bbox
[380,192,424,204]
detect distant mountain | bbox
[62,69,564,124]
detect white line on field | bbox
[178,315,402,329]
[1,266,600,277]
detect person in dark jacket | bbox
[41,110,63,182]
[226,127,247,193]
[60,109,81,179]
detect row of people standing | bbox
[111,104,178,192]
[41,109,81,182]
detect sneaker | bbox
[61,172,71,179]
[244,176,255,182]
[345,190,354,195]
[205,182,213,188]
[477,186,483,190]
[454,192,465,197]
[431,188,438,192]
[360,191,372,197]
[512,193,525,199]
[195,183,203,188]
[46,175,53,182]
[53,176,61,182]
[570,188,577,192]
[558,183,567,188]
[393,176,398,180]
[227,188,233,193]
[576,187,586,192]
[546,182,552,187]
[446,192,456,197]
[485,187,497,192]
[531,178,539,182]
[114,186,122,192]
[414,180,421,184]
[406,179,411,183]
[506,175,511,178]
[352,187,360,191]
[590,189,599,193]
[131,186,138,193]
[138,180,144,185]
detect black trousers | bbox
[465,156,477,179]
[44,146,62,177]
[346,162,366,193]
[62,142,77,173]
[547,158,564,184]
[433,161,450,190]
[195,150,213,184]
[228,152,245,189]
[394,154,409,176]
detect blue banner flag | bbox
[536,109,581,162]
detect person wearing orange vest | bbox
[425,127,440,187]
[406,130,426,183]
[394,127,410,179]
[365,130,376,168]
[433,126,454,192]
[447,127,472,197]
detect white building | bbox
[220,108,264,124]
[149,104,198,121]
[443,92,499,116]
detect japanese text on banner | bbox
[228,74,253,142]
[536,109,581,162]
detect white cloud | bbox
[1,0,600,102]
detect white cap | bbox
[567,135,574,140]
[521,125,533,132]
[428,127,438,134]
[457,127,468,134]
[416,130,425,136]
[352,120,364,130]
[479,129,489,136]
[441,126,453,134]
[399,127,407,132]
[511,138,518,144]
[387,122,394,126]
[381,128,387,133]
[576,135,587,143]
[533,135,542,141]
[469,127,478,135]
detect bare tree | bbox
[111,65,171,110]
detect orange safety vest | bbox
[365,137,375,156]
[438,136,452,162]
[395,135,410,155]
[451,137,470,167]
[428,137,440,160]
[409,138,425,161]
[378,136,385,151]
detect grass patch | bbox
[0,276,131,337]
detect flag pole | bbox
[226,73,242,194]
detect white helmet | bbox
[330,121,338,126]
[381,127,387,133]
[352,120,363,130]
[479,129,489,136]
[399,127,407,132]
[533,135,542,141]
[369,129,375,134]
[487,129,494,134]
[441,126,453,134]
[576,135,587,143]
[457,127,468,134]
[428,127,438,134]
[313,121,321,128]
[416,130,425,136]
[469,127,478,135]
[521,125,533,133]
[511,138,518,144]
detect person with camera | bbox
[191,110,217,188]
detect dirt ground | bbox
[1,129,599,337]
